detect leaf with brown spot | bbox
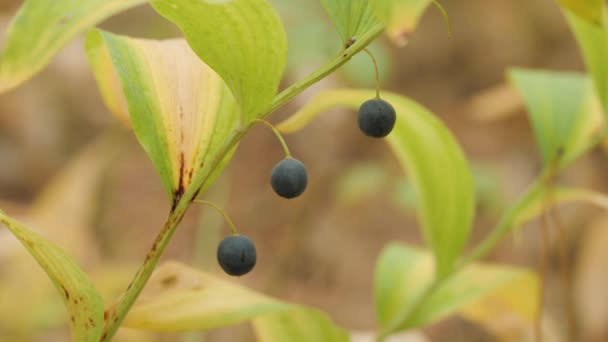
[0,211,104,341]
[86,30,240,203]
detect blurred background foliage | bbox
[0,0,607,341]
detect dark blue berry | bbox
[357,98,396,138]
[217,235,257,276]
[270,158,308,199]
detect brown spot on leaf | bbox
[60,285,69,300]
[345,36,357,48]
[161,274,178,288]
[70,315,75,323]
[88,317,96,328]
[172,153,187,210]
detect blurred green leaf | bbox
[277,89,475,278]
[320,0,382,44]
[332,162,388,206]
[86,31,240,203]
[508,69,601,168]
[124,261,347,340]
[558,0,604,25]
[562,5,608,115]
[0,211,104,341]
[375,243,537,332]
[0,0,145,93]
[253,308,349,342]
[150,0,287,122]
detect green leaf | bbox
[277,89,475,278]
[508,69,602,168]
[253,308,349,342]
[150,0,288,122]
[124,261,347,340]
[320,0,383,44]
[0,0,146,93]
[558,0,604,25]
[0,211,104,341]
[562,5,608,115]
[86,30,240,202]
[374,243,537,332]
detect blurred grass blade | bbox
[374,243,537,333]
[0,0,145,93]
[86,30,240,204]
[508,69,602,169]
[150,0,287,122]
[374,0,447,46]
[320,0,383,45]
[562,5,608,115]
[558,0,604,26]
[124,262,347,338]
[253,307,349,342]
[513,187,608,228]
[0,211,104,341]
[278,89,475,277]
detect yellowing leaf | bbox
[123,261,348,338]
[0,135,119,336]
[253,307,349,342]
[150,0,288,122]
[278,89,475,278]
[0,0,146,93]
[460,270,538,336]
[0,211,104,341]
[374,0,447,46]
[85,35,130,126]
[374,243,537,333]
[86,30,240,203]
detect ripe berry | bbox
[217,235,257,276]
[270,158,308,199]
[357,98,396,138]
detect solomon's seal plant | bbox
[0,0,605,341]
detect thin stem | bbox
[363,48,381,99]
[459,177,545,266]
[552,203,577,340]
[536,204,550,342]
[100,209,184,341]
[431,1,452,36]
[101,129,246,341]
[264,23,385,116]
[255,119,291,158]
[194,200,238,235]
[101,24,386,341]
